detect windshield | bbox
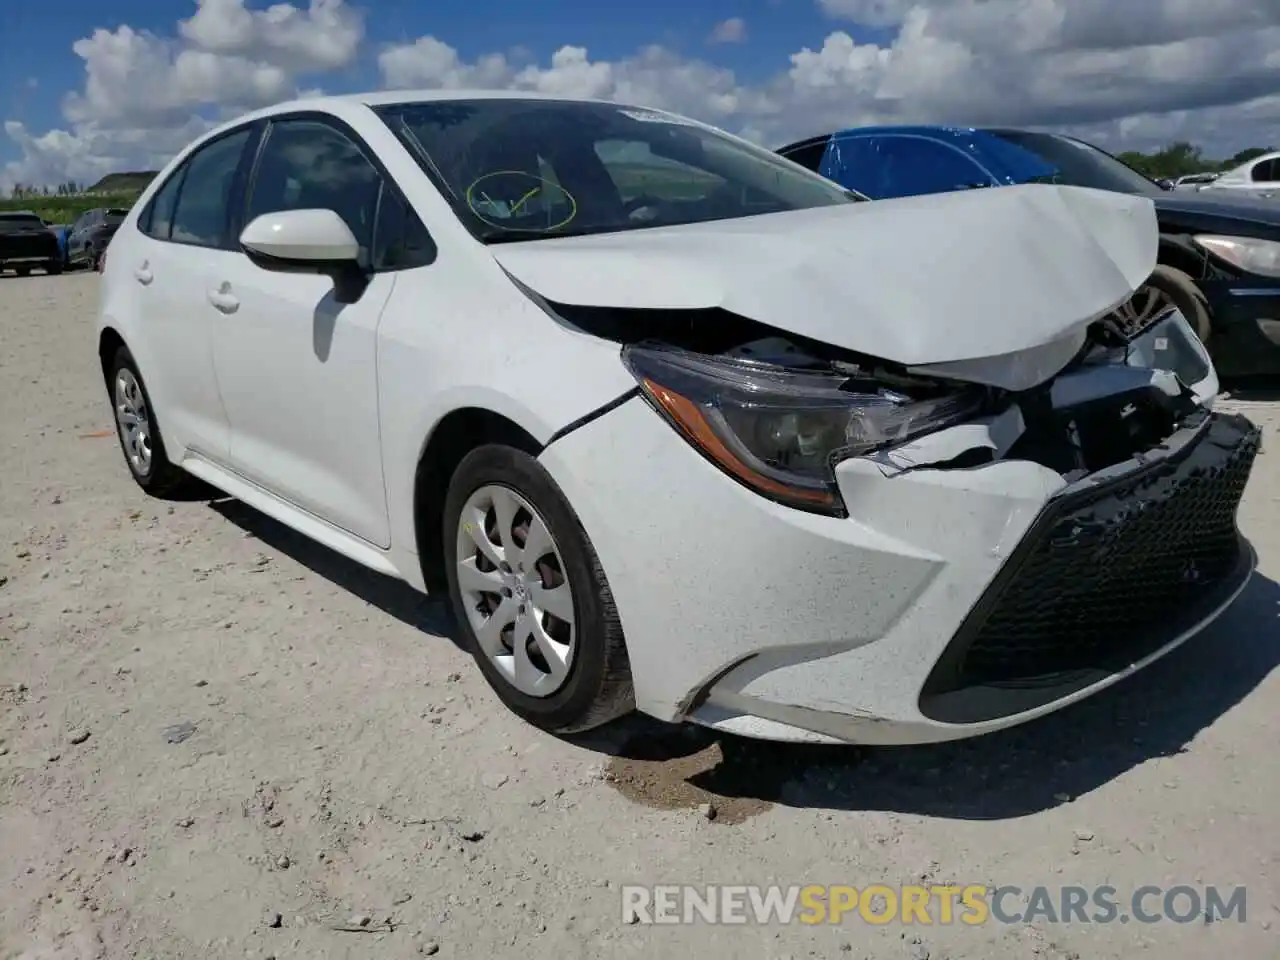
[985,130,1160,195]
[0,214,46,234]
[375,98,858,242]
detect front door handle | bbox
[207,285,239,314]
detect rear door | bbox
[124,125,258,462]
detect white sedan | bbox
[97,90,1260,746]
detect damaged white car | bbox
[97,92,1260,745]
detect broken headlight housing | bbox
[622,343,987,515]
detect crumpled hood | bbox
[490,184,1158,389]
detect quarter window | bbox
[372,185,437,270]
[245,119,383,265]
[169,128,254,248]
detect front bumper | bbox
[539,388,1260,746]
[1200,277,1280,377]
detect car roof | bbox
[241,88,630,122]
[0,209,40,218]
[779,124,1053,152]
[172,89,667,173]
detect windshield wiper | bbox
[478,223,656,244]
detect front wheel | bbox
[442,445,633,734]
[1117,264,1212,343]
[45,260,63,276]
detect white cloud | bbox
[178,0,363,72]
[6,0,1280,193]
[708,18,748,44]
[3,0,363,192]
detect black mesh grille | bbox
[941,413,1260,690]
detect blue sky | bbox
[2,1,1278,188]
[0,0,887,160]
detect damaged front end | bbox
[547,295,1231,521]
[549,299,1260,733]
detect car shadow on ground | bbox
[207,497,460,646]
[199,490,1279,822]
[574,572,1280,822]
[1222,376,1280,401]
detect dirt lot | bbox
[1,271,1277,960]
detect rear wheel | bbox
[443,444,633,734]
[107,347,188,496]
[15,266,30,278]
[45,260,63,276]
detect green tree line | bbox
[1115,143,1273,180]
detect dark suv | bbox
[0,211,63,277]
[68,207,130,270]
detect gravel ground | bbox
[1,271,1277,960]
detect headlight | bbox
[1193,234,1280,278]
[622,343,986,515]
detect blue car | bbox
[42,220,71,265]
[776,125,1280,379]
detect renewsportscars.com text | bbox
[621,884,1248,926]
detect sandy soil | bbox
[1,270,1277,960]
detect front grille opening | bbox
[921,413,1260,724]
[1007,384,1198,479]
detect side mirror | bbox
[239,208,369,302]
[240,208,360,266]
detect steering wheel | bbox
[622,194,668,220]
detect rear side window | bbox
[1251,159,1278,182]
[169,128,254,249]
[0,214,45,233]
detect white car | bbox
[97,91,1260,746]
[1200,151,1280,200]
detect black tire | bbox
[15,266,30,278]
[1145,264,1212,343]
[106,346,189,496]
[442,444,633,734]
[45,260,63,276]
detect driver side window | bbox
[245,119,382,265]
[593,139,726,203]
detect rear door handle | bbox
[207,286,239,314]
[134,264,153,285]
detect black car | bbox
[67,207,129,271]
[0,211,63,277]
[778,125,1280,379]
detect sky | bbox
[3,0,1280,192]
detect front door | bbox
[209,116,395,548]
